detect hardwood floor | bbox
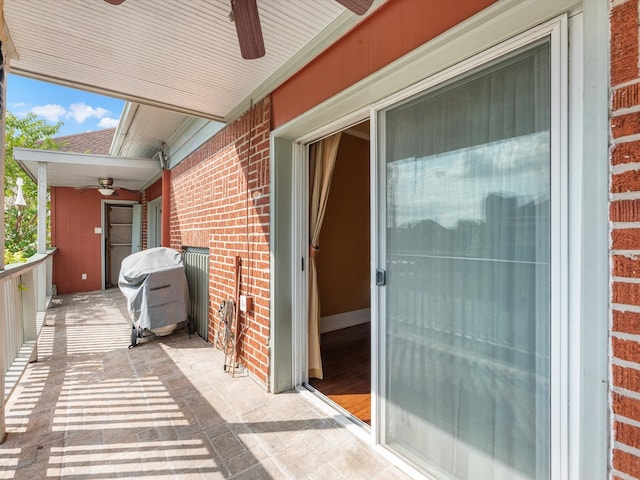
[309,322,371,425]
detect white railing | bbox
[0,248,56,442]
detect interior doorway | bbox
[307,120,371,425]
[103,202,141,289]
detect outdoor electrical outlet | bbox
[82,273,87,280]
[239,295,253,312]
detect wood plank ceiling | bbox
[4,0,367,122]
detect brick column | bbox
[610,1,640,478]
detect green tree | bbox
[4,112,62,263]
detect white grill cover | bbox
[118,247,189,331]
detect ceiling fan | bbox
[103,0,375,59]
[77,177,123,196]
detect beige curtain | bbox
[308,132,342,380]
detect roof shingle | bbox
[53,128,116,155]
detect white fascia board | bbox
[273,0,581,142]
[140,171,163,191]
[109,102,138,156]
[166,119,225,170]
[13,148,158,170]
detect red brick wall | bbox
[611,1,640,477]
[170,98,271,385]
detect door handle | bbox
[376,268,386,286]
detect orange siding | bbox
[271,0,497,128]
[146,177,162,201]
[51,187,140,295]
[141,178,163,250]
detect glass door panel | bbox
[380,42,551,480]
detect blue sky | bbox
[7,74,125,137]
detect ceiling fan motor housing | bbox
[98,177,114,188]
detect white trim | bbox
[272,0,580,142]
[147,196,162,249]
[13,148,158,169]
[291,141,309,388]
[271,2,584,478]
[320,308,370,334]
[371,101,383,448]
[553,14,571,480]
[166,119,225,170]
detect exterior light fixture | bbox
[98,177,116,196]
[98,187,115,196]
[15,177,27,206]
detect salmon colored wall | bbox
[51,187,140,295]
[271,0,497,129]
[146,177,162,201]
[317,133,370,317]
[141,178,162,250]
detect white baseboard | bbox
[320,308,370,333]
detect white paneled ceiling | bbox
[14,148,161,192]
[4,0,375,122]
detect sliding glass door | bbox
[378,41,552,479]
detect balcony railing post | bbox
[36,261,46,311]
[20,270,37,363]
[0,278,7,444]
[0,37,8,444]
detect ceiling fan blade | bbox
[104,0,126,4]
[231,0,265,60]
[335,0,374,16]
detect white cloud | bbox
[97,117,119,128]
[68,102,109,123]
[31,104,66,122]
[23,101,118,128]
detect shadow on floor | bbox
[0,290,407,480]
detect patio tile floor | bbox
[0,290,410,479]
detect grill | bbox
[183,248,210,340]
[118,247,189,347]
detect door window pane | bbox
[382,42,550,480]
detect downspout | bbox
[160,146,171,248]
[162,170,170,247]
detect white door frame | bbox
[372,17,568,478]
[271,2,606,477]
[100,199,139,290]
[291,111,372,390]
[147,196,162,248]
